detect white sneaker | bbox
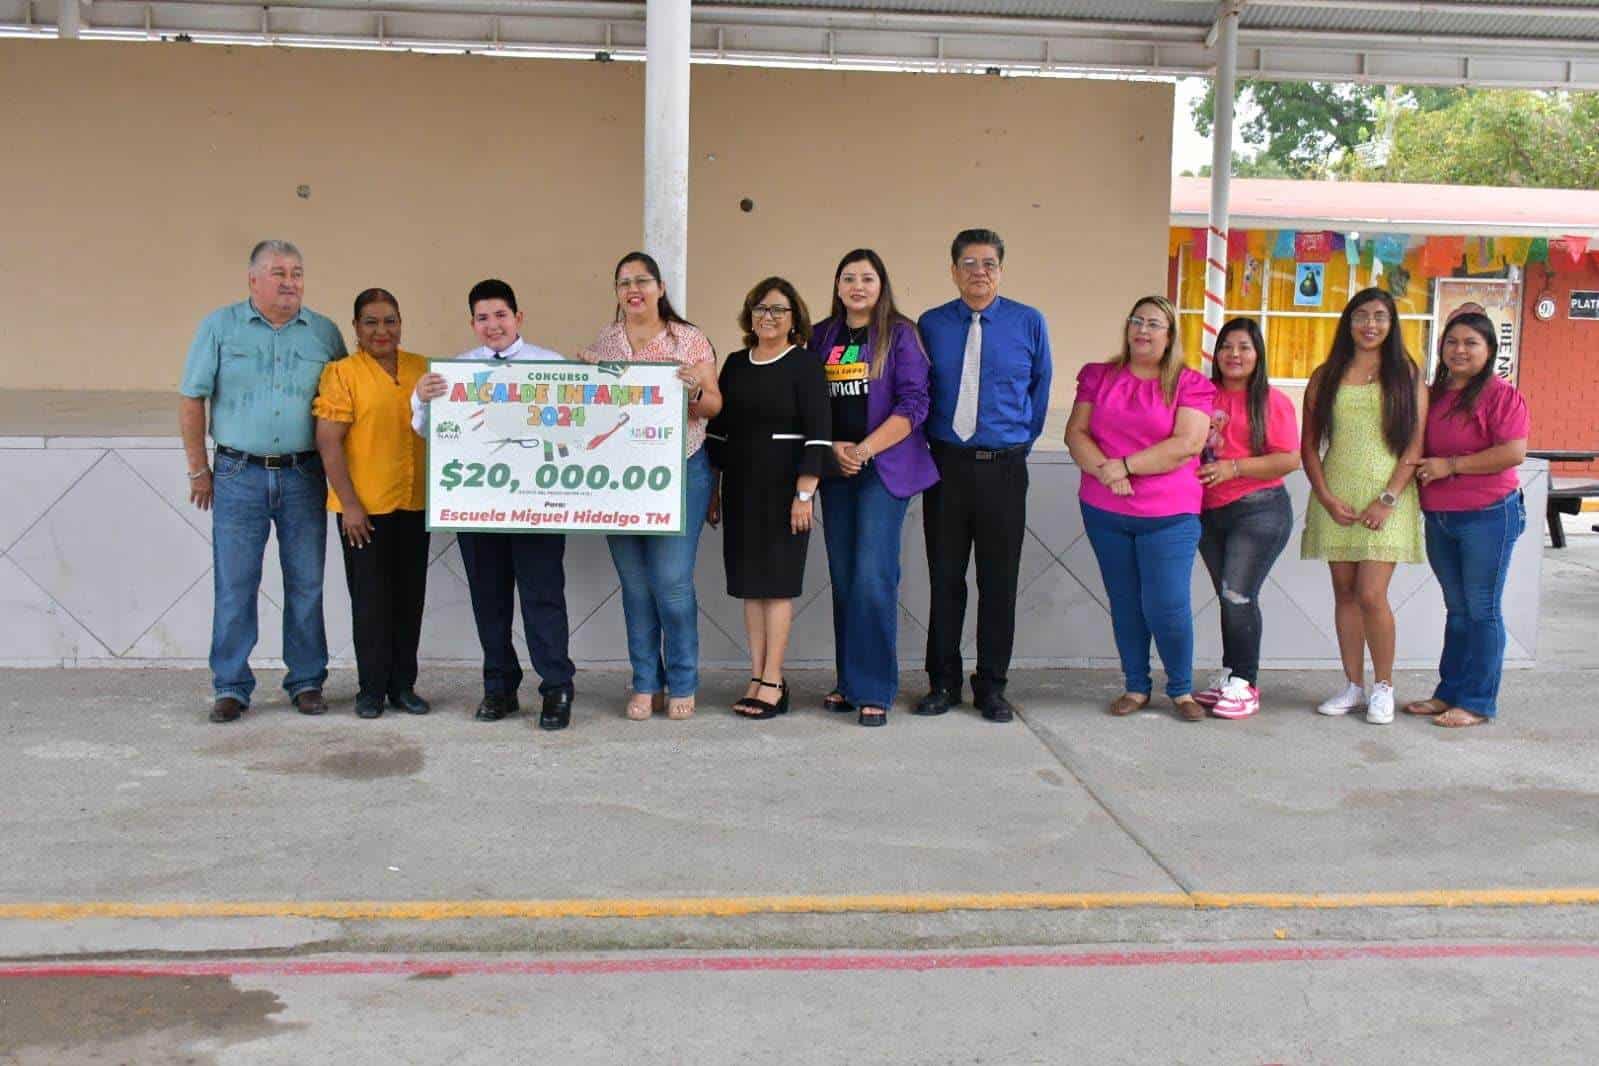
[1366,682,1396,725]
[1194,670,1230,709]
[1316,681,1365,716]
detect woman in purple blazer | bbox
[808,249,939,726]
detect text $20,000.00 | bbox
[438,460,674,493]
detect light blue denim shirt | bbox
[179,299,348,454]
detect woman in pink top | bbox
[1191,318,1302,720]
[1406,312,1529,727]
[1065,295,1215,721]
[579,252,722,722]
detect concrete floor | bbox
[1,532,1596,1061]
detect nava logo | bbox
[435,420,462,440]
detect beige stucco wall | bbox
[0,40,1171,415]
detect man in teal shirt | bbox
[179,240,348,723]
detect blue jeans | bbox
[606,448,714,696]
[1081,503,1201,699]
[1424,490,1524,718]
[821,467,911,709]
[210,452,329,704]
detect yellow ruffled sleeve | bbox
[312,360,355,423]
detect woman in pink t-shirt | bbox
[1406,312,1530,728]
[1192,319,1302,720]
[1065,295,1215,722]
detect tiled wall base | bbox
[0,442,1545,670]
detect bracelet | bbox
[187,468,210,481]
[1231,459,1241,479]
[1122,457,1133,478]
[1446,456,1458,476]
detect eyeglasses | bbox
[1351,312,1392,326]
[1127,316,1170,332]
[615,276,658,291]
[751,304,792,320]
[958,258,1001,274]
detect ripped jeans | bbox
[1198,486,1294,685]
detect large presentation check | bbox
[425,360,687,534]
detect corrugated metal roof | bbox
[716,0,1599,44]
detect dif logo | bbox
[629,425,675,444]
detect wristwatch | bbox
[795,489,815,503]
[1378,490,1398,507]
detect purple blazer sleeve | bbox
[887,321,931,428]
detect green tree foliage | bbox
[1191,79,1599,188]
[1192,80,1384,178]
[1357,90,1599,189]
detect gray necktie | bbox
[952,310,982,441]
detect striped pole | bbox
[1202,2,1243,371]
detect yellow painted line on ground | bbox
[3,887,1599,922]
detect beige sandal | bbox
[1434,707,1489,728]
[666,696,695,721]
[625,693,655,721]
[1403,698,1449,716]
[1109,693,1150,717]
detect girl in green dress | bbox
[1301,287,1428,725]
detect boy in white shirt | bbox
[413,279,575,728]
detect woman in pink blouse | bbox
[1406,311,1529,728]
[579,252,722,722]
[1065,295,1216,721]
[1192,318,1302,720]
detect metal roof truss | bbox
[4,0,1599,90]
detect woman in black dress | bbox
[707,277,831,719]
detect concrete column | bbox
[1202,1,1243,369]
[58,0,81,38]
[644,0,690,310]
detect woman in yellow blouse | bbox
[313,288,431,719]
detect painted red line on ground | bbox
[4,943,1598,980]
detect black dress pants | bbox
[456,530,576,697]
[922,443,1029,697]
[340,509,429,700]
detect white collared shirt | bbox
[410,335,569,436]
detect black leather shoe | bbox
[293,689,327,716]
[389,690,431,715]
[475,693,519,722]
[977,692,1016,723]
[209,696,245,723]
[540,688,574,731]
[913,688,959,716]
[356,693,385,719]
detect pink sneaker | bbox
[1193,671,1230,709]
[1210,676,1259,719]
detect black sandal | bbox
[823,690,855,714]
[737,679,789,720]
[857,705,888,727]
[732,677,762,713]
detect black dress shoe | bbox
[913,688,959,716]
[355,693,386,719]
[389,690,431,715]
[293,689,327,716]
[540,688,574,731]
[977,692,1016,723]
[475,693,519,721]
[209,696,245,723]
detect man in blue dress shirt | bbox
[914,229,1052,723]
[179,240,348,724]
